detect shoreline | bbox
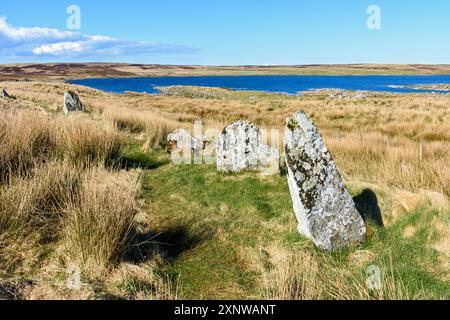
[66,77,450,96]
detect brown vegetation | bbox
[2,63,450,81]
[0,106,174,299]
[0,79,448,300]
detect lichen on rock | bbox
[63,91,85,114]
[216,120,279,174]
[167,129,206,164]
[284,111,366,251]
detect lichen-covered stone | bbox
[167,129,204,164]
[258,143,280,176]
[63,91,84,114]
[284,112,365,251]
[216,120,279,174]
[167,129,205,151]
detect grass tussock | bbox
[101,106,181,149]
[0,162,140,277]
[0,162,79,233]
[0,110,125,180]
[261,247,410,300]
[62,167,140,273]
[104,263,179,300]
[261,248,319,300]
[55,114,125,167]
[0,111,53,181]
[0,105,173,299]
[0,162,80,274]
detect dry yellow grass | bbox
[0,104,173,299]
[0,109,125,178]
[1,80,448,300]
[8,80,448,197]
[0,161,80,275]
[261,246,320,300]
[325,132,450,196]
[100,106,182,149]
[62,167,140,274]
[0,110,53,180]
[3,80,448,198]
[260,245,411,300]
[54,114,125,166]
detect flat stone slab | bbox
[284,111,366,251]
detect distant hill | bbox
[1,63,450,81]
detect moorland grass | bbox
[0,81,448,300]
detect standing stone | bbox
[167,129,203,152]
[63,91,84,114]
[1,89,11,99]
[216,120,279,174]
[257,143,280,176]
[284,112,365,251]
[167,129,204,164]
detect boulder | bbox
[284,112,365,251]
[167,129,204,164]
[167,129,204,152]
[63,91,84,114]
[216,120,279,174]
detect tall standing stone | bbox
[216,120,279,174]
[63,91,84,114]
[284,112,365,251]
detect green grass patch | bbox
[129,148,449,299]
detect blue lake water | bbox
[68,75,450,95]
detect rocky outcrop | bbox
[216,120,279,174]
[284,112,366,251]
[155,86,231,99]
[63,91,84,114]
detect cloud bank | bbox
[0,16,199,60]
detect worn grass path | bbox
[124,145,449,299]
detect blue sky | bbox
[0,0,449,65]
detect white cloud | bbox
[87,35,114,42]
[32,41,85,55]
[0,16,79,42]
[0,16,198,60]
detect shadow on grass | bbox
[119,152,170,170]
[125,223,213,264]
[0,279,33,300]
[353,188,384,227]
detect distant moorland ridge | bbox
[2,63,450,81]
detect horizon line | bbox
[2,62,450,67]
